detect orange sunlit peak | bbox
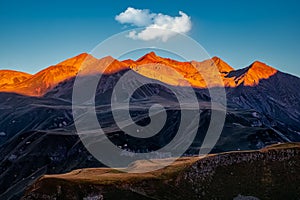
[241,61,278,86]
[136,51,160,63]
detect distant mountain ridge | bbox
[0,52,283,96]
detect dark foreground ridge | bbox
[22,143,300,200]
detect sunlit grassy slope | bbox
[23,143,300,200]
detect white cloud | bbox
[115,8,192,42]
[115,7,155,27]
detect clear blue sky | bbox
[0,0,299,76]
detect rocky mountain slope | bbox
[0,70,31,88]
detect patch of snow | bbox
[0,132,6,136]
[251,120,262,127]
[232,123,243,127]
[83,195,103,200]
[252,112,260,118]
[233,194,260,200]
[121,150,172,159]
[256,141,265,149]
[8,154,17,161]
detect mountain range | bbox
[0,52,299,199]
[0,52,279,96]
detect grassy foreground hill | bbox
[22,143,300,200]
